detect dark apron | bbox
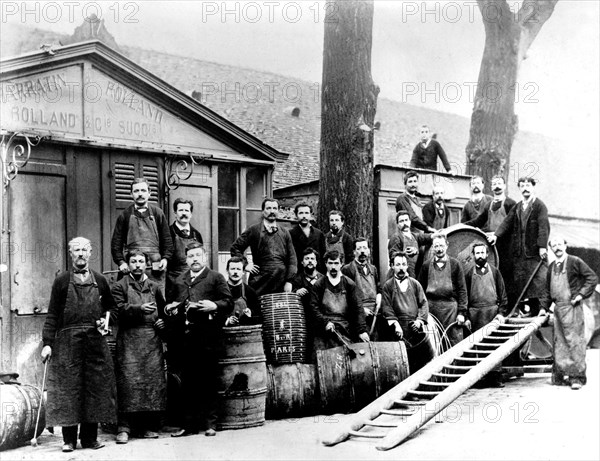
[126,209,164,290]
[314,285,351,350]
[249,230,288,296]
[354,264,380,339]
[433,207,445,230]
[487,200,507,232]
[116,279,166,413]
[468,268,498,332]
[167,233,196,296]
[427,260,462,345]
[550,266,587,383]
[47,272,117,426]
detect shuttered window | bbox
[115,162,135,201]
[142,164,160,203]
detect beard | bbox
[475,257,487,267]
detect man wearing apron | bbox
[167,198,203,300]
[111,249,167,444]
[41,237,117,452]
[111,178,174,296]
[325,210,355,265]
[418,234,468,347]
[224,256,260,326]
[342,237,386,340]
[423,185,450,230]
[543,237,597,390]
[381,252,431,373]
[309,250,369,351]
[490,176,550,315]
[388,211,432,279]
[230,198,297,296]
[395,171,437,234]
[464,175,517,304]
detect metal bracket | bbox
[0,131,44,189]
[164,153,211,191]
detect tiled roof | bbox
[2,24,598,220]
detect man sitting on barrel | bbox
[308,250,369,351]
[381,252,431,373]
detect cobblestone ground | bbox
[4,350,599,461]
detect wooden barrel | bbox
[0,383,45,451]
[259,293,308,364]
[316,341,409,414]
[427,224,499,272]
[266,363,320,419]
[217,325,267,430]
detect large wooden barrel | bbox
[0,382,45,451]
[316,341,409,414]
[427,224,499,272]
[217,325,267,430]
[266,363,320,419]
[259,293,308,364]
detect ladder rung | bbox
[393,399,426,406]
[364,420,399,428]
[454,357,484,362]
[463,350,492,355]
[497,325,523,330]
[473,342,500,348]
[490,331,515,336]
[431,372,461,379]
[444,364,473,370]
[481,336,508,341]
[381,408,417,416]
[420,380,451,387]
[407,389,441,397]
[348,430,385,439]
[507,318,536,324]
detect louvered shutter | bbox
[142,164,160,204]
[114,162,136,202]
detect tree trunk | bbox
[466,0,557,191]
[318,0,379,247]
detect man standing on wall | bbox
[230,198,297,296]
[111,178,173,295]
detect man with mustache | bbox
[489,176,550,315]
[169,242,232,437]
[388,211,432,278]
[461,176,493,223]
[464,243,508,387]
[289,202,326,273]
[309,250,369,350]
[381,252,431,373]
[167,198,203,300]
[409,124,452,173]
[41,237,117,452]
[112,250,167,444]
[111,178,174,296]
[230,198,297,296]
[543,236,597,390]
[418,234,468,346]
[464,175,517,303]
[423,185,450,230]
[325,210,354,266]
[342,238,386,340]
[395,171,437,233]
[224,256,260,326]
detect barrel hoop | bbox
[217,357,266,365]
[218,387,268,397]
[369,344,382,397]
[344,350,355,406]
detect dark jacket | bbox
[308,275,367,336]
[341,260,381,294]
[381,276,429,324]
[395,193,430,232]
[465,264,509,316]
[388,231,432,259]
[544,255,598,308]
[168,222,203,269]
[464,197,517,231]
[409,139,451,172]
[495,198,550,259]
[418,257,468,316]
[111,204,174,266]
[289,224,327,272]
[422,200,450,229]
[461,195,494,223]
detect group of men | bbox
[41,170,597,452]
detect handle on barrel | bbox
[331,328,357,359]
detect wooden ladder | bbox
[322,315,548,451]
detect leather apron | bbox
[116,278,166,413]
[486,199,507,232]
[468,268,498,332]
[427,260,462,345]
[433,206,446,230]
[326,230,347,263]
[314,285,351,350]
[47,271,117,426]
[249,230,288,296]
[550,264,587,383]
[354,263,379,339]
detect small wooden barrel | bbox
[217,325,267,430]
[0,383,45,451]
[427,224,499,272]
[266,363,320,419]
[259,293,308,364]
[316,341,409,414]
